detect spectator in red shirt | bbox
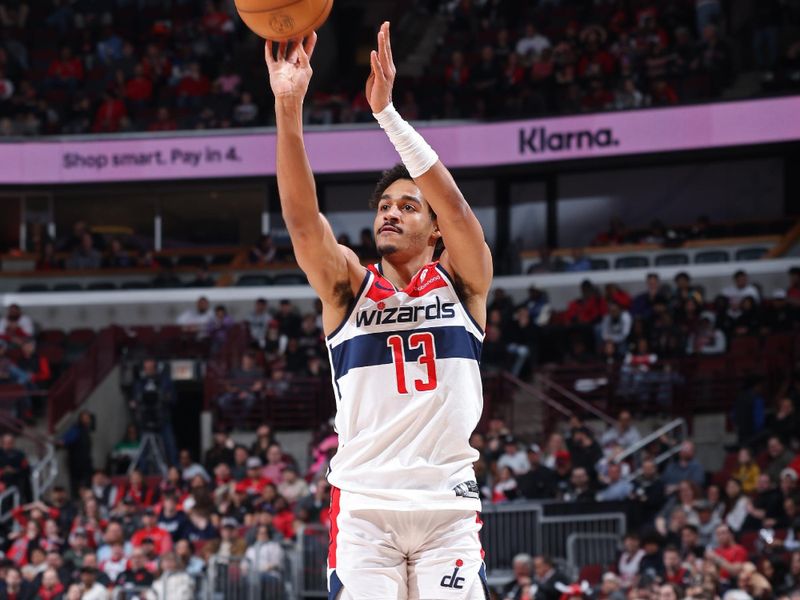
[92,92,127,133]
[47,47,84,89]
[124,64,153,104]
[237,457,272,497]
[202,0,233,36]
[131,509,173,556]
[564,280,608,325]
[147,107,177,132]
[650,79,679,106]
[177,62,211,108]
[707,523,747,582]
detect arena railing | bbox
[565,533,623,579]
[207,550,293,600]
[0,486,20,524]
[294,524,328,599]
[31,442,59,501]
[615,418,689,480]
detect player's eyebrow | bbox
[380,194,422,205]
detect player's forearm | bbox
[275,97,323,236]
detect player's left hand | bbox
[366,21,395,113]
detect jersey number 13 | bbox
[386,333,438,394]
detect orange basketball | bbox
[234,0,333,41]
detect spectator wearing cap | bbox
[131,509,172,556]
[78,566,108,600]
[517,444,559,500]
[685,311,726,354]
[661,441,705,494]
[722,270,761,318]
[765,289,796,333]
[600,411,641,451]
[498,436,531,476]
[278,466,309,504]
[239,457,272,496]
[214,518,247,558]
[145,551,194,600]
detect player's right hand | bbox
[265,33,318,100]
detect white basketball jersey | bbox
[326,261,483,511]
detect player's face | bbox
[374,179,439,259]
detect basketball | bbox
[234,0,333,41]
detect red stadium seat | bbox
[38,329,66,346]
[738,531,759,554]
[729,336,760,357]
[579,565,604,586]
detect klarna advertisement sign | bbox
[0,96,798,185]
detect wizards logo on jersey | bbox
[355,295,456,328]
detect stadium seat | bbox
[211,254,235,266]
[86,282,117,290]
[739,531,760,554]
[655,254,689,266]
[66,328,96,348]
[614,256,649,269]
[38,329,66,346]
[735,247,768,261]
[578,565,604,586]
[236,275,273,287]
[589,258,610,271]
[177,255,208,268]
[273,273,309,286]
[729,336,761,356]
[17,283,49,293]
[694,251,729,264]
[52,283,83,292]
[120,281,152,289]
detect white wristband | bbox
[373,103,439,178]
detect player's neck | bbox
[379,254,433,289]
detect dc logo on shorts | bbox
[440,560,465,589]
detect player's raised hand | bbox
[265,33,317,100]
[366,21,396,113]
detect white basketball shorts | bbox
[327,488,489,599]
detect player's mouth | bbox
[379,224,402,235]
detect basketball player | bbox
[265,22,492,599]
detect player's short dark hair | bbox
[370,164,437,220]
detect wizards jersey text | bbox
[326,261,484,511]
